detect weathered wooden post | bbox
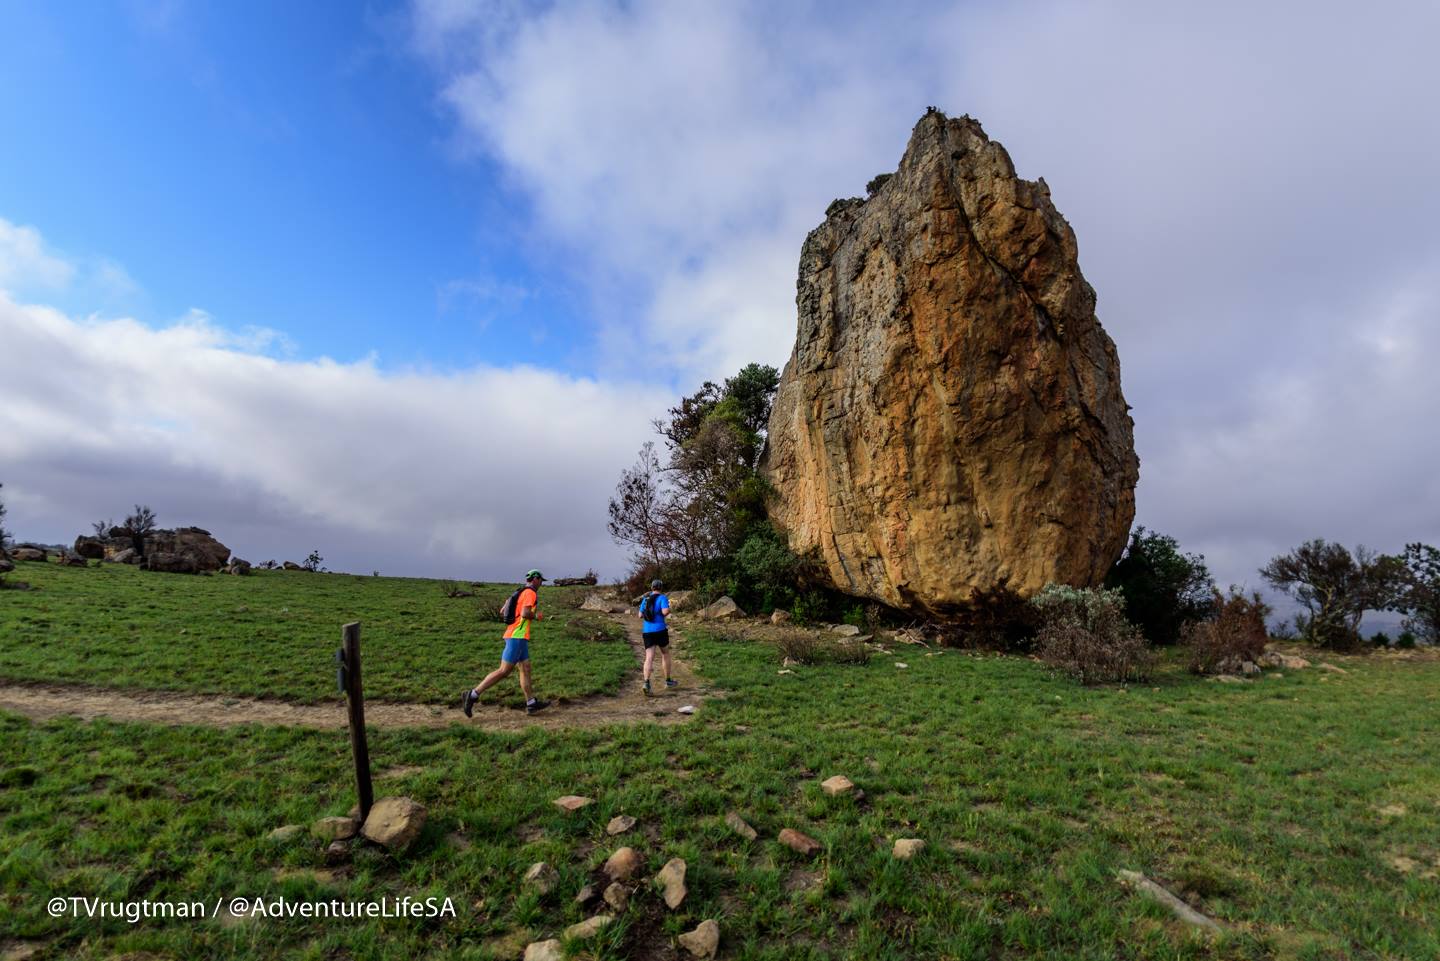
[339,622,374,822]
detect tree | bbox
[1259,540,1406,649]
[92,518,115,538]
[1392,543,1440,645]
[1104,527,1215,644]
[303,550,325,573]
[607,443,668,568]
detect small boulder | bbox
[11,547,45,562]
[604,846,642,881]
[311,816,358,841]
[771,609,792,625]
[573,884,598,905]
[267,824,304,842]
[606,814,636,836]
[677,704,695,715]
[725,811,758,841]
[779,828,821,856]
[821,775,855,797]
[892,838,926,859]
[0,558,12,575]
[1240,660,1261,676]
[1260,652,1310,670]
[701,596,743,620]
[553,795,594,813]
[360,796,427,853]
[524,939,563,961]
[830,624,861,637]
[324,840,350,865]
[656,857,687,909]
[283,560,303,571]
[564,914,613,940]
[1317,662,1348,674]
[603,882,629,911]
[678,919,721,958]
[580,593,615,612]
[73,536,106,559]
[523,862,558,894]
[111,547,138,564]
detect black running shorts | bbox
[642,629,670,649]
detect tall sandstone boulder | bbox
[762,110,1138,617]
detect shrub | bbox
[439,581,473,599]
[841,604,866,628]
[1031,584,1155,684]
[1105,527,1214,644]
[1183,588,1271,675]
[776,629,825,665]
[303,550,324,573]
[1396,629,1418,649]
[829,638,873,665]
[1371,631,1392,648]
[730,523,801,613]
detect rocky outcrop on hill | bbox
[80,526,231,573]
[762,110,1138,616]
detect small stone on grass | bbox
[678,918,721,958]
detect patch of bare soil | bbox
[0,615,718,731]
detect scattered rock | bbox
[892,838,926,859]
[283,560,303,571]
[563,915,613,940]
[324,840,350,865]
[656,858,688,909]
[1240,660,1261,676]
[678,919,721,958]
[604,846,642,881]
[821,775,855,797]
[523,862,558,894]
[10,548,45,562]
[771,609,792,624]
[700,596,743,620]
[603,882,629,911]
[606,814,636,836]
[111,547,138,565]
[677,704,695,715]
[725,811,758,841]
[894,662,909,669]
[581,593,626,613]
[553,795,594,813]
[1213,675,1244,684]
[312,816,358,841]
[777,669,794,675]
[360,796,427,853]
[1317,662,1348,674]
[60,552,87,567]
[524,939,563,961]
[830,624,861,637]
[1116,869,1224,934]
[1259,652,1310,670]
[779,828,821,856]
[573,884,597,905]
[0,558,13,575]
[761,110,1137,617]
[266,824,304,842]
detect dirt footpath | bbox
[0,614,716,731]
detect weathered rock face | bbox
[762,110,1138,616]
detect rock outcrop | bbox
[762,109,1138,616]
[85,525,230,573]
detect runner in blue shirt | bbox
[638,578,676,696]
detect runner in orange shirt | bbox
[461,569,550,716]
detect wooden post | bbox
[342,621,374,822]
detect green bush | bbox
[1105,527,1214,644]
[1031,584,1155,685]
[841,604,866,628]
[1397,629,1418,649]
[729,523,800,613]
[1371,631,1392,648]
[943,582,1041,652]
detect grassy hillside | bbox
[2,561,1438,959]
[0,561,632,703]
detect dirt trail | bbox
[0,614,717,731]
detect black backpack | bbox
[640,592,662,623]
[499,586,526,624]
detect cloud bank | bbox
[0,251,667,579]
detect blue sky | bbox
[1,0,1437,598]
[0,0,599,375]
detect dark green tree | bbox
[1392,543,1440,645]
[1104,527,1215,644]
[1259,540,1406,649]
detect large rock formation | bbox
[83,526,231,573]
[762,110,1138,616]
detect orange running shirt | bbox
[504,587,538,640]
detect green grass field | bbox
[0,562,633,703]
[2,561,1438,960]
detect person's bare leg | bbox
[643,646,656,683]
[661,646,673,682]
[473,660,513,697]
[518,661,534,701]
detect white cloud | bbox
[0,218,76,291]
[0,289,669,580]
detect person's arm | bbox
[660,594,670,617]
[521,589,541,621]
